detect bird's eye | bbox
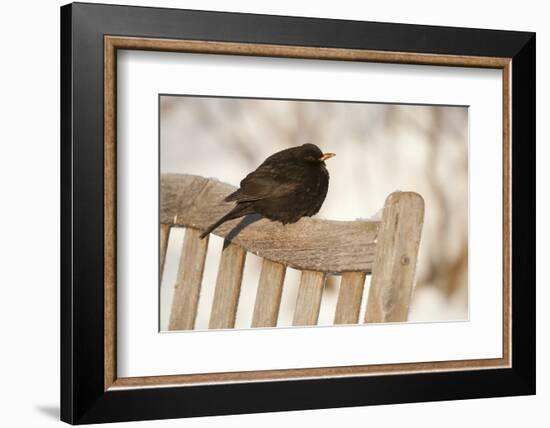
[304,155,317,162]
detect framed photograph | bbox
[61,2,535,424]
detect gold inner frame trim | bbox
[104,35,512,391]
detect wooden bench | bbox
[160,173,424,330]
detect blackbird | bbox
[200,143,335,239]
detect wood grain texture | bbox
[111,355,510,389]
[159,223,171,283]
[502,61,512,366]
[103,36,117,391]
[293,271,327,326]
[103,35,513,391]
[334,272,366,324]
[365,192,425,323]
[209,242,247,329]
[251,259,286,328]
[161,174,379,273]
[168,228,209,331]
[106,36,510,69]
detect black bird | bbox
[200,143,335,239]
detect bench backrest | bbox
[160,173,424,330]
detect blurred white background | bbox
[160,96,469,330]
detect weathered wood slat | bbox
[251,260,286,328]
[168,228,209,331]
[209,242,247,329]
[334,272,366,324]
[159,223,171,283]
[293,271,326,326]
[365,192,425,323]
[160,174,379,273]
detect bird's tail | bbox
[199,204,251,239]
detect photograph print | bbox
[159,95,468,332]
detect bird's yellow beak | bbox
[319,153,336,161]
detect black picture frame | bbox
[61,2,535,424]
